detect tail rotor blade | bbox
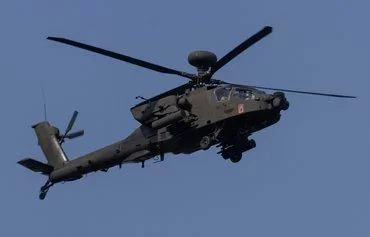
[56,111,84,145]
[65,111,78,135]
[65,130,84,139]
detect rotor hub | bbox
[188,51,217,75]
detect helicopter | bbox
[18,26,355,200]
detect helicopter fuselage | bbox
[48,85,289,183]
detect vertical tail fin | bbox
[32,121,69,168]
[18,111,84,200]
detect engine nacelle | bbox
[151,110,188,129]
[177,97,192,110]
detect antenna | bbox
[41,87,47,121]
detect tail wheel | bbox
[39,190,47,200]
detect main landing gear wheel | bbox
[230,153,242,163]
[200,136,212,150]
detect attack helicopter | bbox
[18,26,355,200]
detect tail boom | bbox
[19,122,153,200]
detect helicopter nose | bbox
[271,92,289,111]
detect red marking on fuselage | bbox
[238,104,244,114]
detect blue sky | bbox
[1,1,369,236]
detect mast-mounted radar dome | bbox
[188,51,217,76]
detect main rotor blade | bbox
[134,83,193,107]
[252,85,356,98]
[212,79,356,98]
[209,26,273,77]
[47,37,197,80]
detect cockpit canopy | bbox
[214,86,260,102]
[214,86,232,102]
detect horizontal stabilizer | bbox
[18,158,54,175]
